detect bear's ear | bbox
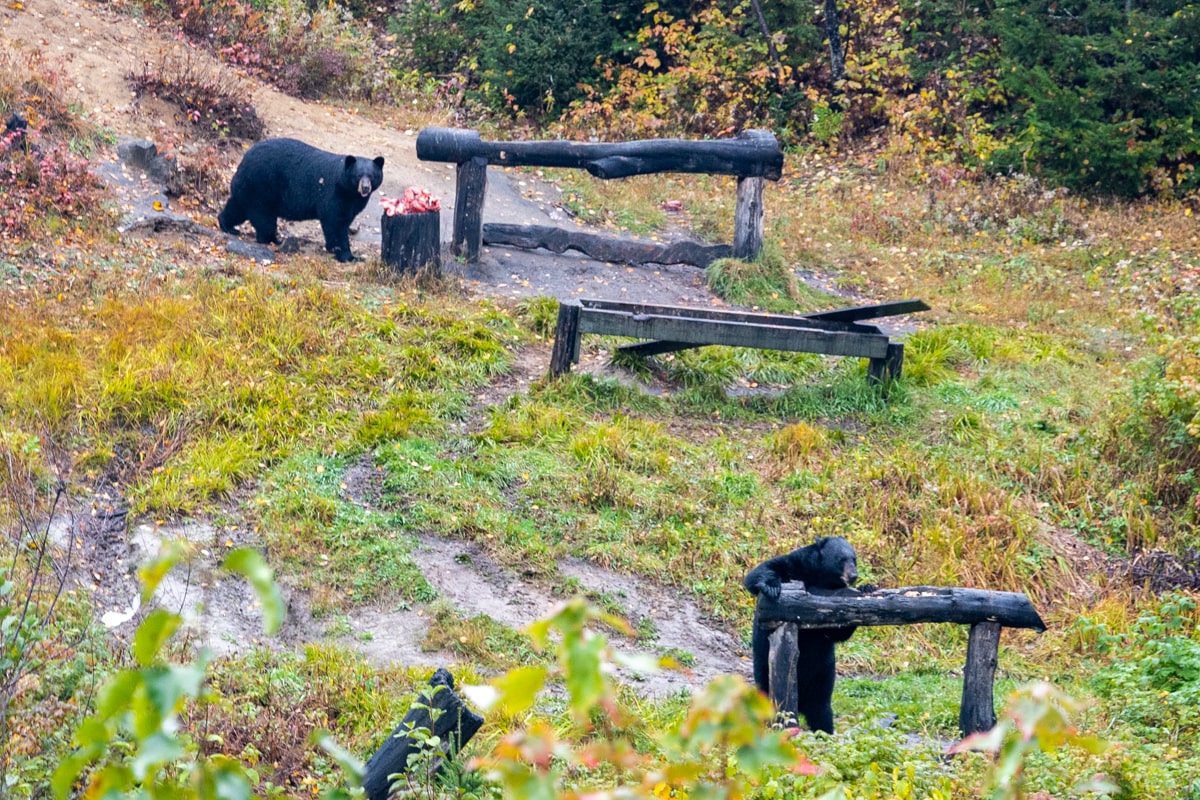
[373,156,385,169]
[344,155,357,169]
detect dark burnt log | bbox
[754,586,1047,632]
[361,668,484,800]
[417,127,784,180]
[482,223,730,268]
[381,210,441,276]
[960,621,1002,735]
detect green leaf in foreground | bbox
[223,546,285,635]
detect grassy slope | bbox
[3,58,1200,800]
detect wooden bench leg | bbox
[768,622,800,722]
[959,621,1001,735]
[548,301,582,378]
[452,156,487,262]
[867,342,905,392]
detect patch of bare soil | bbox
[346,534,749,697]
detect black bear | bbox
[218,138,384,263]
[743,536,859,734]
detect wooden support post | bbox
[867,342,905,390]
[548,301,582,378]
[768,622,800,720]
[452,156,487,262]
[733,176,765,260]
[959,621,1001,736]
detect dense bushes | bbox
[389,0,628,117]
[901,0,1200,197]
[135,0,1200,199]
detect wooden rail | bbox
[548,298,928,389]
[416,127,784,265]
[756,586,1047,736]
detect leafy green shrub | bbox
[979,0,1200,197]
[1089,595,1200,740]
[390,0,622,118]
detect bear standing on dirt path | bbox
[218,138,384,263]
[743,536,859,734]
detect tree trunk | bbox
[749,0,786,85]
[822,0,846,88]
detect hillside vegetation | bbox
[2,1,1200,799]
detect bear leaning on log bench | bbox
[744,536,860,734]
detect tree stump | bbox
[382,210,441,276]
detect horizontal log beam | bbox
[482,223,730,268]
[579,308,890,359]
[417,127,784,180]
[754,586,1047,632]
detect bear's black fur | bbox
[218,138,384,263]
[743,536,859,734]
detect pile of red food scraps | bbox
[380,186,442,215]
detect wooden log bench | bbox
[415,126,784,266]
[754,585,1047,736]
[548,297,929,388]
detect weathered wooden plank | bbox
[732,176,765,260]
[804,299,931,322]
[960,621,1001,736]
[768,623,801,720]
[452,156,487,262]
[417,127,784,180]
[578,298,882,334]
[578,308,890,359]
[482,223,731,268]
[754,586,1047,632]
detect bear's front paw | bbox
[762,582,782,601]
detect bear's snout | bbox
[357,176,374,197]
[844,563,858,585]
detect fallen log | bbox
[482,223,730,268]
